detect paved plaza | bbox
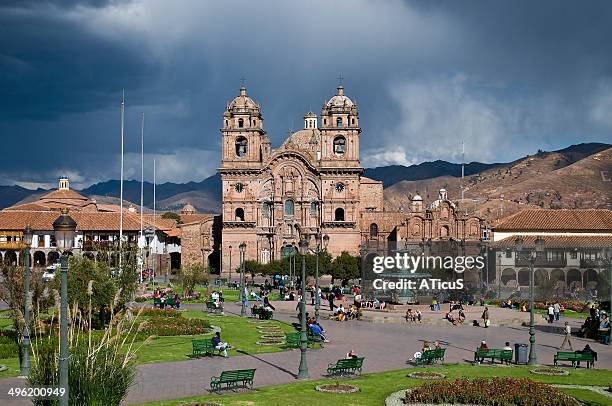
[0,300,609,405]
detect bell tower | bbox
[220,86,270,169]
[319,85,361,168]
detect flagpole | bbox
[140,112,145,283]
[119,89,125,272]
[152,159,156,281]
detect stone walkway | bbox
[0,301,609,405]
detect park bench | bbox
[204,301,223,315]
[285,332,321,348]
[251,307,273,320]
[326,357,365,376]
[192,339,224,357]
[210,368,256,392]
[554,351,596,368]
[416,348,446,365]
[153,296,178,309]
[474,349,513,364]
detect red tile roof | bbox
[0,210,144,232]
[492,235,612,249]
[494,209,612,231]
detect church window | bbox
[235,183,244,193]
[235,208,245,221]
[333,136,346,156]
[225,120,228,127]
[235,136,248,157]
[369,223,378,238]
[323,118,327,125]
[351,118,355,125]
[284,199,294,216]
[310,201,318,216]
[260,249,270,264]
[262,201,271,217]
[440,225,449,238]
[238,118,244,128]
[334,207,345,221]
[335,182,345,192]
[336,117,342,127]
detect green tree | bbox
[179,263,208,297]
[329,251,360,285]
[161,211,182,224]
[243,260,262,282]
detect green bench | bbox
[210,368,256,392]
[474,349,513,364]
[204,301,223,315]
[153,296,178,309]
[285,332,321,348]
[192,339,224,357]
[251,307,273,320]
[554,351,596,368]
[416,348,446,365]
[327,357,365,376]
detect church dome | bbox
[180,203,197,215]
[326,86,354,107]
[228,86,259,111]
[412,193,423,201]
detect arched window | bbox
[369,223,378,238]
[235,136,247,157]
[238,118,244,128]
[235,208,245,221]
[334,207,345,221]
[225,120,228,127]
[336,117,342,127]
[440,225,449,238]
[262,201,271,217]
[284,199,294,216]
[333,136,346,156]
[351,118,355,125]
[310,201,318,216]
[323,118,327,125]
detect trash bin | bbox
[515,343,528,365]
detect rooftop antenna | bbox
[139,112,144,283]
[119,89,125,273]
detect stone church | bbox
[218,85,485,278]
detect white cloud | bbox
[123,148,217,184]
[589,81,612,129]
[362,147,415,167]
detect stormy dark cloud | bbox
[1,0,611,188]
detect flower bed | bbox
[138,314,211,336]
[260,334,285,339]
[139,308,182,318]
[315,383,359,394]
[530,367,569,376]
[407,371,446,380]
[402,377,579,406]
[256,338,284,346]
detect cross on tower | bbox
[240,76,246,86]
[337,74,344,86]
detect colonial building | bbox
[491,209,612,291]
[218,85,485,277]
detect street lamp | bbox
[239,242,246,317]
[229,244,233,284]
[514,235,545,365]
[53,209,77,406]
[298,235,310,379]
[144,227,155,283]
[19,225,33,377]
[314,234,329,323]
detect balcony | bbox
[580,259,601,268]
[515,257,567,268]
[0,242,24,250]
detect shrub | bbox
[139,315,211,336]
[0,341,19,359]
[404,377,579,406]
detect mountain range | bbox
[1,142,609,217]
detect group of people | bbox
[545,302,563,323]
[210,290,224,308]
[578,305,610,345]
[409,340,443,361]
[306,313,329,342]
[405,308,422,323]
[152,290,181,309]
[333,303,360,321]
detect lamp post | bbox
[298,235,309,379]
[144,227,155,283]
[53,209,77,406]
[514,236,545,365]
[20,225,33,377]
[228,244,232,284]
[239,242,246,317]
[314,234,329,323]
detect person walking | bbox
[481,306,490,328]
[560,321,573,350]
[548,303,555,323]
[328,291,335,311]
[553,301,561,321]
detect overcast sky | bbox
[2,0,612,188]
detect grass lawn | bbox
[132,310,296,364]
[0,357,19,378]
[159,286,282,304]
[560,388,612,406]
[137,365,612,406]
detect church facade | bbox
[218,85,485,279]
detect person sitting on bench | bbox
[346,349,358,359]
[211,331,230,358]
[309,322,329,342]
